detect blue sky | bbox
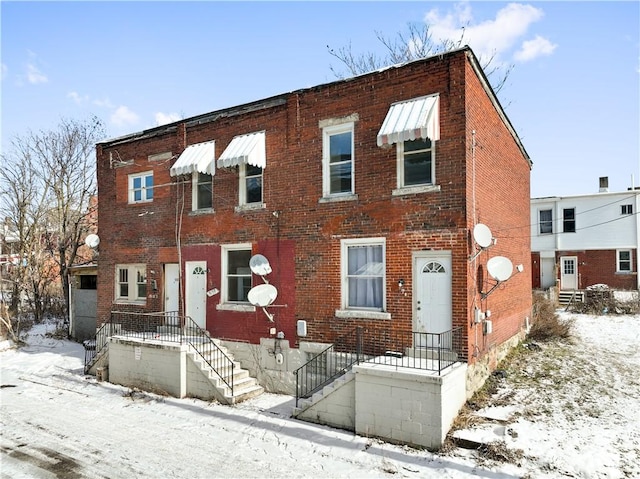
[1,1,638,198]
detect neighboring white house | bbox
[531,177,640,292]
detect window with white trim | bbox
[621,204,633,215]
[617,250,632,273]
[192,172,213,210]
[323,123,354,196]
[397,138,434,188]
[539,209,553,234]
[240,164,263,205]
[128,171,153,204]
[115,264,147,303]
[221,245,252,303]
[341,238,385,311]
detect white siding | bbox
[531,192,640,252]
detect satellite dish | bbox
[249,254,272,276]
[247,283,278,307]
[85,234,100,249]
[473,224,493,249]
[487,256,513,282]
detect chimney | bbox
[599,176,609,193]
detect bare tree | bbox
[328,22,513,94]
[0,116,104,324]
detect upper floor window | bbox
[341,238,385,311]
[621,204,633,215]
[222,245,252,303]
[129,172,153,204]
[398,138,434,188]
[193,172,213,210]
[115,264,147,303]
[323,123,354,196]
[563,208,576,233]
[617,250,632,273]
[539,209,553,234]
[240,164,263,206]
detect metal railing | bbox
[83,312,234,397]
[294,327,463,406]
[294,327,364,406]
[184,317,235,396]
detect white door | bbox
[541,258,556,289]
[560,256,578,290]
[185,261,207,329]
[164,264,180,325]
[415,254,452,348]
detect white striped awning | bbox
[376,95,440,147]
[170,140,216,177]
[217,131,266,168]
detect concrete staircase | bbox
[293,371,355,416]
[188,340,264,405]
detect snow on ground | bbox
[1,312,639,478]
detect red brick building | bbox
[96,47,531,393]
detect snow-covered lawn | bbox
[1,311,638,478]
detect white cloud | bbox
[93,97,115,109]
[425,2,547,63]
[514,35,557,62]
[111,105,139,127]
[26,62,48,84]
[67,91,89,105]
[155,112,181,126]
[1,63,7,81]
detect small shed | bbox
[68,264,97,342]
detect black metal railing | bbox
[84,311,183,373]
[83,311,235,396]
[359,327,463,375]
[294,327,364,406]
[294,327,463,406]
[184,317,235,397]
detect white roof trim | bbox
[170,140,216,177]
[217,131,266,168]
[377,94,440,147]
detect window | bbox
[323,123,354,196]
[621,204,633,215]
[563,208,576,233]
[222,246,252,303]
[240,164,263,205]
[539,209,553,234]
[115,264,147,302]
[617,250,632,272]
[193,172,213,210]
[341,238,385,311]
[398,138,434,187]
[129,172,153,204]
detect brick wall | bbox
[96,48,531,365]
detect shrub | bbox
[529,294,573,341]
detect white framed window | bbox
[621,204,633,215]
[128,171,153,204]
[221,244,252,303]
[539,209,553,234]
[397,138,434,188]
[340,238,385,312]
[115,264,147,303]
[322,122,354,197]
[617,250,632,273]
[192,172,213,210]
[240,164,263,206]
